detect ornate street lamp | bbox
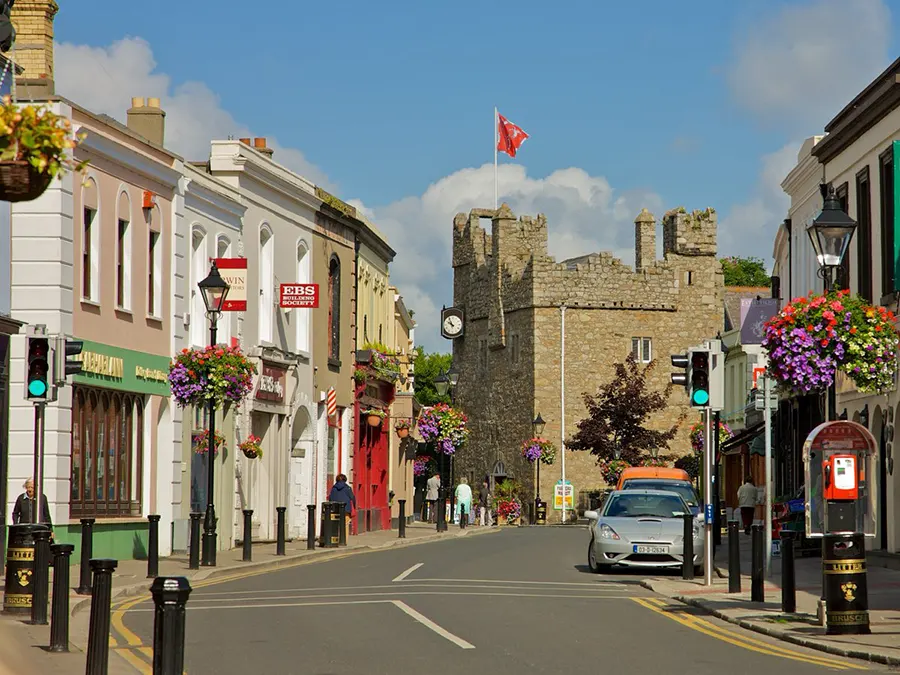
[434,371,450,397]
[532,413,547,524]
[532,413,546,437]
[198,262,230,567]
[433,367,459,532]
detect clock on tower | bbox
[440,306,465,340]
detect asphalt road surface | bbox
[111,527,881,674]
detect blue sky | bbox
[53,0,900,350]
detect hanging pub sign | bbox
[214,258,248,311]
[280,283,319,308]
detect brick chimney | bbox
[10,0,58,98]
[127,97,166,147]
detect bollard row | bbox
[681,513,694,581]
[85,559,118,675]
[49,543,74,652]
[728,520,741,594]
[76,518,95,595]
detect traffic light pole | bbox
[703,407,713,586]
[32,403,45,525]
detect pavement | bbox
[641,531,900,668]
[106,526,880,674]
[0,520,499,674]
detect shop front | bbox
[64,339,172,560]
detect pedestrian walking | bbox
[12,477,52,530]
[328,474,356,540]
[425,472,441,523]
[478,479,492,527]
[737,475,757,535]
[455,477,472,524]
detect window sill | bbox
[146,315,163,324]
[328,357,342,369]
[115,307,133,316]
[80,298,101,308]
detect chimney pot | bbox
[131,97,145,109]
[253,137,267,149]
[147,97,161,109]
[239,138,251,145]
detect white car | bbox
[585,489,704,574]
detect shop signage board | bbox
[71,339,171,396]
[214,258,248,311]
[279,284,319,308]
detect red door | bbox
[355,419,390,532]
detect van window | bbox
[622,481,699,507]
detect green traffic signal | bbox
[28,379,47,397]
[691,389,710,406]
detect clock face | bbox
[443,315,463,336]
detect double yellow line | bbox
[632,597,862,670]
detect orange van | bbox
[616,467,691,490]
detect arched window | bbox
[217,236,232,346]
[81,178,100,302]
[190,227,207,347]
[328,255,341,360]
[116,191,132,310]
[259,226,274,344]
[296,241,310,353]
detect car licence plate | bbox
[633,545,669,554]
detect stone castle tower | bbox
[450,204,723,521]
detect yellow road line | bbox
[115,647,152,674]
[631,598,856,670]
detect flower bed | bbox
[168,345,256,408]
[763,290,899,394]
[418,403,469,455]
[521,437,557,465]
[689,420,733,454]
[496,499,521,523]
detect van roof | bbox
[616,467,691,489]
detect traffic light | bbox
[670,353,690,389]
[690,350,710,407]
[54,335,83,383]
[25,336,51,401]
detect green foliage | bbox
[362,341,396,356]
[720,256,771,287]
[413,348,452,406]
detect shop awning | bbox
[720,421,765,455]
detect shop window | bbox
[70,386,144,518]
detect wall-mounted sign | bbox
[553,480,574,511]
[256,362,286,403]
[72,339,172,396]
[214,258,248,312]
[280,284,319,308]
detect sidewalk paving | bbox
[641,532,900,667]
[0,521,498,674]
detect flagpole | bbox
[494,106,498,209]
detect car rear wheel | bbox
[588,537,611,573]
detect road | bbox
[111,527,879,674]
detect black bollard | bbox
[76,517,95,595]
[751,524,765,602]
[781,530,796,614]
[242,510,253,562]
[460,503,467,529]
[682,513,694,580]
[49,543,74,652]
[276,506,287,556]
[147,514,160,579]
[728,520,741,594]
[188,512,202,570]
[398,500,406,539]
[337,503,347,547]
[306,505,316,550]
[85,559,118,675]
[30,528,51,625]
[151,576,192,675]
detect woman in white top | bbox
[455,477,473,525]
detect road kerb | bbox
[72,524,501,617]
[638,578,900,668]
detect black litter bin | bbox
[824,533,870,635]
[320,502,341,548]
[4,524,50,615]
[535,501,547,525]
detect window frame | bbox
[148,230,161,318]
[259,226,274,344]
[835,182,850,291]
[631,337,652,363]
[82,206,95,301]
[328,255,342,365]
[116,217,132,310]
[880,145,895,300]
[856,167,873,302]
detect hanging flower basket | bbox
[413,454,437,477]
[640,456,669,468]
[0,99,87,202]
[598,459,631,486]
[521,437,557,465]
[689,420,733,454]
[192,429,225,457]
[363,408,385,427]
[395,419,412,438]
[239,435,263,459]
[417,403,469,455]
[763,290,900,394]
[168,345,256,408]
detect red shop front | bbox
[354,378,394,533]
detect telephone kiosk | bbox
[822,454,861,533]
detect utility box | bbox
[803,421,876,538]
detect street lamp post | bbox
[198,262,230,567]
[434,365,460,530]
[532,413,545,523]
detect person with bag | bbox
[328,474,356,540]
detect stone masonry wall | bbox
[452,204,723,522]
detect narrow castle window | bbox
[511,334,520,364]
[684,270,693,286]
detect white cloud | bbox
[54,38,334,189]
[727,0,891,128]
[721,0,891,261]
[356,163,663,350]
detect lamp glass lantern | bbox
[447,364,460,388]
[532,413,546,437]
[434,371,450,397]
[807,186,857,269]
[199,262,231,315]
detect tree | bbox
[720,256,771,287]
[413,348,452,406]
[568,355,684,464]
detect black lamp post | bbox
[198,262,230,567]
[532,413,546,524]
[434,366,459,530]
[807,184,857,422]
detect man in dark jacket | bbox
[328,474,356,539]
[12,477,52,528]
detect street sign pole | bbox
[763,374,773,577]
[704,406,713,586]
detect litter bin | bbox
[535,500,547,525]
[319,502,341,549]
[824,533,870,635]
[3,524,50,615]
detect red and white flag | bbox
[497,113,529,158]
